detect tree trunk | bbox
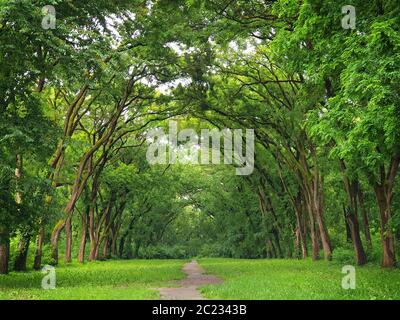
[111,237,117,257]
[65,216,73,263]
[343,206,352,242]
[51,219,65,265]
[339,161,367,265]
[0,228,10,274]
[33,226,45,270]
[88,203,98,261]
[110,226,119,257]
[358,187,372,249]
[94,241,101,260]
[312,177,332,261]
[346,208,367,265]
[134,241,141,258]
[267,239,277,258]
[272,229,282,258]
[294,228,300,258]
[119,237,126,258]
[78,213,88,263]
[13,154,29,272]
[78,229,87,263]
[373,156,400,267]
[14,233,31,272]
[375,185,396,267]
[310,220,319,261]
[89,241,97,261]
[294,192,308,258]
[305,196,319,260]
[102,237,110,259]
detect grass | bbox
[2,258,400,300]
[0,259,186,300]
[198,258,400,300]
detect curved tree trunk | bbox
[51,219,65,265]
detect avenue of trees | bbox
[0,0,399,274]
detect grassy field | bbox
[1,258,400,300]
[0,260,185,300]
[198,258,400,300]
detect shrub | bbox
[331,247,355,265]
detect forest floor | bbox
[1,258,400,300]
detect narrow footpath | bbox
[158,260,223,300]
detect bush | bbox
[138,245,189,259]
[331,247,355,265]
[197,243,231,258]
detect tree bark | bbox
[339,161,367,265]
[88,203,98,261]
[14,154,30,272]
[111,233,118,257]
[358,187,372,249]
[0,227,10,274]
[102,238,111,259]
[78,226,87,263]
[119,236,126,258]
[267,239,277,258]
[78,208,89,263]
[373,156,399,267]
[51,219,65,265]
[294,191,308,258]
[343,206,352,243]
[375,185,396,267]
[311,173,332,261]
[346,208,367,265]
[305,191,319,260]
[65,216,73,263]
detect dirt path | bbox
[158,260,223,300]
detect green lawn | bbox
[198,258,400,300]
[0,260,186,300]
